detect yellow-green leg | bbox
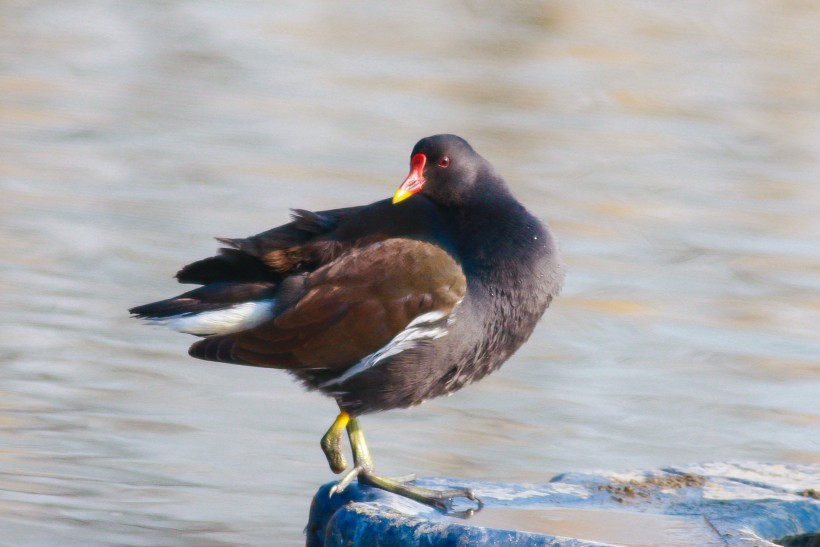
[328,414,483,515]
[320,410,350,474]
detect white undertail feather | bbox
[323,310,450,387]
[144,299,276,336]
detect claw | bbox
[329,465,364,497]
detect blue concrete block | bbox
[306,463,819,546]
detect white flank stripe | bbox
[146,299,276,336]
[322,310,449,387]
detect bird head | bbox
[393,134,502,207]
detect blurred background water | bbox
[1,1,818,545]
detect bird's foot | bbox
[358,471,483,517]
[328,468,417,497]
[328,465,364,497]
[325,414,483,517]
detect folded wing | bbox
[131,198,466,378]
[190,238,466,373]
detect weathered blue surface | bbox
[306,463,820,546]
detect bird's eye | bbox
[438,157,450,168]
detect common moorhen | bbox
[130,134,564,512]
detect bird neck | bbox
[449,196,545,274]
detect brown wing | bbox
[188,238,466,371]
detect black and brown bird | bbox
[130,134,564,511]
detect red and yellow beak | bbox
[392,153,427,204]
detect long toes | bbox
[434,488,475,500]
[330,465,363,497]
[433,489,484,513]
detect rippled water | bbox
[1,1,818,545]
